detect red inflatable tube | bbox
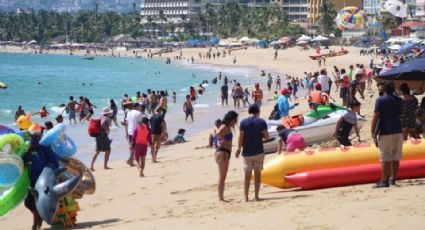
[285,159,425,190]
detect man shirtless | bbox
[65,96,79,124]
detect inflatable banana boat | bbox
[264,110,365,153]
[285,159,425,190]
[261,139,425,189]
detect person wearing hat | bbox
[251,83,263,108]
[125,103,143,167]
[308,83,329,107]
[277,88,299,119]
[90,107,113,171]
[23,123,59,230]
[236,104,269,202]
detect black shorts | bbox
[24,192,37,213]
[96,130,111,152]
[221,95,228,100]
[340,87,348,99]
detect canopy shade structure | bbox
[311,35,329,42]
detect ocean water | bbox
[0,53,268,162]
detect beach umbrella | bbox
[296,40,308,45]
[397,41,418,54]
[378,57,425,81]
[297,35,311,41]
[280,37,291,42]
[311,35,329,42]
[383,0,407,18]
[239,36,250,42]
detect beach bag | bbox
[88,118,101,137]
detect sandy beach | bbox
[1,45,425,229]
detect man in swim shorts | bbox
[65,96,79,124]
[236,104,269,201]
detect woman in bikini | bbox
[215,111,238,203]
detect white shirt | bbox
[126,109,142,135]
[317,74,330,92]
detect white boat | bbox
[82,54,95,60]
[263,110,366,153]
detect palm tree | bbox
[316,0,337,35]
[159,9,167,38]
[379,12,399,31]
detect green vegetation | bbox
[0,2,306,43]
[316,0,337,35]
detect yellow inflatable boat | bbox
[261,139,425,189]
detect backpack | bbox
[88,118,101,137]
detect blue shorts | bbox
[69,110,76,120]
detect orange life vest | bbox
[135,125,150,145]
[281,114,304,129]
[309,91,329,104]
[39,110,47,118]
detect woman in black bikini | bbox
[215,111,238,203]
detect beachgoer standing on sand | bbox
[252,83,263,108]
[132,117,152,177]
[333,101,361,146]
[276,75,281,90]
[317,68,331,95]
[339,69,350,107]
[109,99,120,128]
[125,103,143,167]
[149,91,158,114]
[90,107,113,171]
[399,83,418,140]
[274,50,278,60]
[183,95,194,122]
[243,88,250,107]
[234,83,244,109]
[267,73,273,91]
[371,82,403,188]
[150,107,166,163]
[15,105,25,121]
[65,96,79,124]
[236,105,269,202]
[215,111,238,203]
[23,124,59,230]
[278,88,298,118]
[221,81,229,106]
[159,91,168,118]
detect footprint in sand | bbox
[170,191,180,195]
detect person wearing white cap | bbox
[90,107,113,171]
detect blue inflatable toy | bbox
[40,124,77,158]
[29,166,80,224]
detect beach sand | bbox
[1,45,425,229]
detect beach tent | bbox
[256,39,268,48]
[280,37,291,42]
[209,37,220,46]
[296,40,308,45]
[186,38,206,47]
[297,35,312,41]
[29,40,37,44]
[311,35,329,42]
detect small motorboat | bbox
[263,110,366,153]
[82,54,95,60]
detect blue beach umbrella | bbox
[378,57,425,81]
[397,41,418,54]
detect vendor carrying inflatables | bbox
[22,123,59,230]
[308,83,329,108]
[277,88,299,119]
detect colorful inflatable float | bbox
[261,139,425,189]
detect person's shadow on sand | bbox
[46,218,121,229]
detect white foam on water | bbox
[193,104,210,109]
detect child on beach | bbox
[183,95,194,122]
[333,101,362,146]
[172,91,176,103]
[132,117,152,177]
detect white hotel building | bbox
[140,0,203,24]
